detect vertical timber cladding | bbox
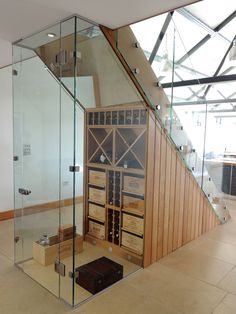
[100,26,220,267]
[144,111,219,266]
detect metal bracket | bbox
[18,188,31,195]
[68,270,79,279]
[69,165,80,172]
[54,260,65,276]
[14,236,20,243]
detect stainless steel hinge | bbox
[69,165,80,172]
[54,260,65,276]
[18,188,31,195]
[68,270,79,279]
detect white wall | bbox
[13,56,89,209]
[0,66,13,212]
[0,38,11,68]
[0,56,95,212]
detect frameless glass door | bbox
[13,43,62,298]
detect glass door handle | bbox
[18,188,31,195]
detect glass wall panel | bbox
[13,15,146,307]
[13,45,61,297]
[116,10,230,222]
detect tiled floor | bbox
[12,205,140,305]
[1,207,236,313]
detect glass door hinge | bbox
[68,270,79,279]
[69,165,80,172]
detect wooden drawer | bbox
[89,187,106,204]
[89,203,106,222]
[123,195,144,215]
[121,231,143,255]
[122,213,144,235]
[123,176,145,195]
[89,170,106,186]
[89,220,105,240]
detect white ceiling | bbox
[0,0,199,43]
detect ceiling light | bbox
[47,33,56,38]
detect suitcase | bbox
[75,256,123,294]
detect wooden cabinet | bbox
[85,106,147,262]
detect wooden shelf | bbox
[122,190,144,198]
[88,182,105,189]
[106,204,121,211]
[88,124,147,129]
[86,107,147,262]
[88,199,105,206]
[88,215,105,223]
[85,234,143,266]
[121,208,144,217]
[121,245,143,257]
[87,163,145,175]
[121,227,143,237]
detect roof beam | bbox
[144,50,207,78]
[149,12,173,65]
[174,71,200,98]
[161,74,236,88]
[203,35,236,97]
[186,65,236,101]
[177,8,230,43]
[177,10,236,64]
[172,98,236,106]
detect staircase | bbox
[101,25,230,226]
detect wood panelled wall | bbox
[144,113,219,267]
[101,26,220,268]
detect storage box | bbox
[123,176,145,195]
[89,203,106,222]
[121,231,143,255]
[75,256,123,294]
[122,213,144,235]
[89,170,106,186]
[33,234,83,266]
[48,235,59,246]
[89,187,106,204]
[122,195,144,215]
[89,220,105,240]
[58,224,76,241]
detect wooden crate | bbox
[58,224,76,241]
[123,176,145,195]
[89,170,106,186]
[89,203,106,222]
[122,213,144,235]
[123,195,144,215]
[33,234,83,266]
[89,220,105,240]
[121,231,143,255]
[89,187,106,204]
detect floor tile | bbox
[0,219,14,260]
[185,237,236,265]
[217,266,236,294]
[205,223,236,246]
[159,248,234,285]
[0,269,70,314]
[0,253,15,275]
[76,279,181,314]
[127,263,226,314]
[213,294,236,314]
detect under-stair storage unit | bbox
[85,106,147,264]
[84,104,221,268]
